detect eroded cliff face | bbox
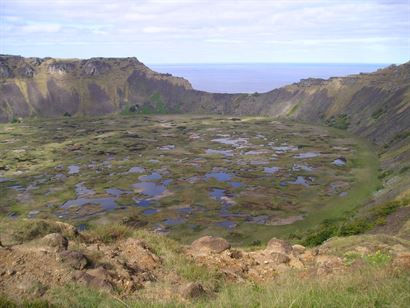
[243,63,410,148]
[0,55,193,122]
[0,55,409,150]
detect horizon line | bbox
[147,62,395,65]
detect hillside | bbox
[0,55,193,121]
[1,56,409,147]
[0,56,409,306]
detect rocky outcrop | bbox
[1,222,409,303]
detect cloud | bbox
[205,39,244,44]
[21,23,62,33]
[0,0,408,63]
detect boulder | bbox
[41,233,68,251]
[289,258,305,269]
[270,252,290,264]
[266,238,292,255]
[58,250,88,270]
[191,236,231,254]
[180,282,206,299]
[292,244,306,255]
[118,238,160,271]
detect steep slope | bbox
[229,62,410,147]
[0,55,192,122]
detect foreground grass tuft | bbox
[2,264,409,307]
[83,223,133,244]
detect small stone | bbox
[181,282,206,299]
[41,233,68,251]
[58,250,88,270]
[229,250,243,259]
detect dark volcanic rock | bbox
[0,62,12,78]
[48,62,76,74]
[82,59,111,76]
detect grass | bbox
[299,197,409,246]
[82,223,133,244]
[0,219,77,244]
[205,266,410,308]
[2,264,409,307]
[132,229,221,289]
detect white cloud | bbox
[0,0,408,63]
[21,23,62,33]
[205,39,244,44]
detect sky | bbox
[0,0,409,64]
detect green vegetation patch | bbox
[326,113,350,130]
[299,197,409,246]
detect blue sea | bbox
[149,63,389,94]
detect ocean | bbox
[149,63,389,94]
